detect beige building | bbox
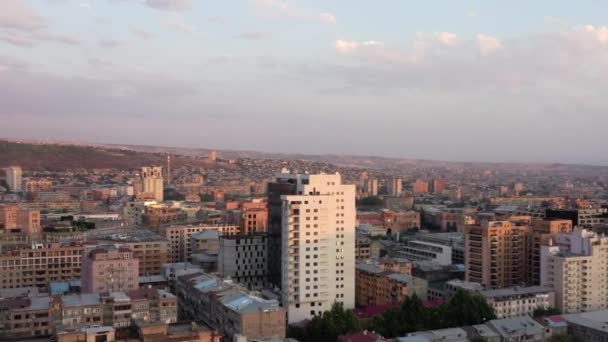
[364,179,378,196]
[5,166,22,192]
[355,259,426,307]
[24,179,53,196]
[389,177,403,196]
[480,286,555,319]
[81,245,139,294]
[541,228,608,313]
[0,242,83,289]
[141,167,164,202]
[279,173,356,323]
[162,223,239,262]
[464,216,532,289]
[0,205,40,235]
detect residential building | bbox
[219,234,268,290]
[541,228,608,313]
[356,234,371,260]
[431,179,446,194]
[241,207,268,234]
[479,286,555,319]
[464,217,532,289]
[141,166,164,202]
[0,242,83,289]
[355,260,427,307]
[545,208,608,227]
[81,245,139,294]
[398,240,452,266]
[176,272,286,340]
[24,179,53,197]
[412,180,429,194]
[142,204,188,230]
[528,218,572,285]
[192,230,220,253]
[487,316,546,341]
[162,223,239,262]
[389,177,402,196]
[0,205,40,235]
[364,179,379,196]
[277,172,356,323]
[5,166,22,192]
[135,321,221,342]
[564,310,608,342]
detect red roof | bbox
[548,315,566,323]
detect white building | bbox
[541,227,608,313]
[5,166,22,192]
[480,286,555,319]
[279,172,355,324]
[141,166,164,202]
[399,240,452,266]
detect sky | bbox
[1,0,608,165]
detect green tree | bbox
[356,196,383,206]
[550,334,572,342]
[439,290,496,327]
[292,302,361,342]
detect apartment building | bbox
[277,172,356,323]
[355,260,427,307]
[528,218,572,285]
[162,223,239,262]
[412,180,429,194]
[398,240,452,266]
[5,166,22,192]
[24,179,53,197]
[0,205,41,236]
[176,272,286,340]
[479,286,555,319]
[364,179,378,196]
[218,234,268,290]
[464,217,532,289]
[240,207,268,234]
[142,204,188,230]
[355,234,371,260]
[0,242,83,289]
[389,177,402,196]
[81,245,139,294]
[141,166,164,202]
[541,228,608,313]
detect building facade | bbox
[218,234,268,290]
[141,167,164,202]
[5,166,22,192]
[81,245,139,294]
[278,173,356,323]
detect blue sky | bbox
[1,0,608,164]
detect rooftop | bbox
[480,286,553,299]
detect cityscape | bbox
[2,1,608,342]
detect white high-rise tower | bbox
[5,166,22,193]
[278,172,355,324]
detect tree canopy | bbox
[288,302,361,342]
[369,291,496,338]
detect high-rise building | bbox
[364,179,378,196]
[389,177,403,196]
[464,216,532,289]
[413,180,429,193]
[541,228,608,313]
[431,179,446,193]
[528,218,572,285]
[5,166,22,192]
[276,172,356,323]
[81,245,139,294]
[141,166,164,202]
[208,150,217,162]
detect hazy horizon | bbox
[2,1,608,165]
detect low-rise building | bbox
[398,240,452,266]
[480,286,555,319]
[176,272,286,340]
[356,260,426,307]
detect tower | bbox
[141,166,164,202]
[166,155,172,185]
[5,166,22,193]
[272,172,356,324]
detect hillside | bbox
[0,140,221,171]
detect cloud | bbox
[131,27,155,39]
[476,34,501,56]
[0,0,46,31]
[144,0,192,11]
[252,0,337,24]
[160,14,198,34]
[233,32,272,40]
[467,10,477,17]
[0,30,80,47]
[99,39,122,48]
[336,32,459,64]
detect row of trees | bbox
[288,303,360,342]
[369,291,496,338]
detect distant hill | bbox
[0,140,220,171]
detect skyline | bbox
[1,0,608,165]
